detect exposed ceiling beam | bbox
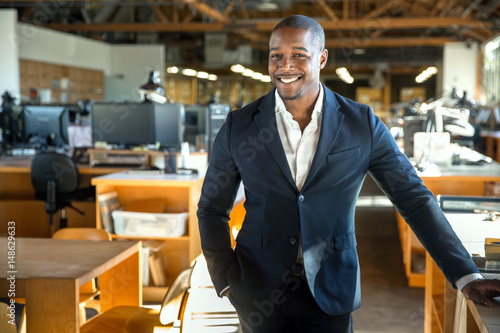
[44,17,492,33]
[19,4,34,22]
[178,0,229,23]
[314,0,338,21]
[362,0,400,19]
[45,22,225,32]
[254,17,492,31]
[327,36,454,48]
[146,0,168,23]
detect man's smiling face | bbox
[268,27,328,102]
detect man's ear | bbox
[320,49,328,69]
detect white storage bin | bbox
[112,210,188,237]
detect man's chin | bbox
[277,89,301,101]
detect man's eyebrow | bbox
[269,46,310,52]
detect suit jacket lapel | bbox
[302,85,344,190]
[254,89,298,192]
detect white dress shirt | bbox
[275,86,324,192]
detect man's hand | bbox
[462,279,500,307]
[222,288,231,298]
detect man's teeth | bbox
[280,77,298,84]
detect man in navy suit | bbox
[197,15,500,333]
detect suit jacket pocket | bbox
[327,147,361,164]
[236,229,263,249]
[333,232,357,250]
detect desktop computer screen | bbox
[91,102,184,150]
[153,102,185,151]
[23,105,70,147]
[91,102,155,148]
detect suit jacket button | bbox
[298,195,304,202]
[289,237,297,244]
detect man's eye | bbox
[294,54,306,57]
[271,54,281,59]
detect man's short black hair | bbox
[272,15,325,51]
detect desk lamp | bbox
[138,70,169,104]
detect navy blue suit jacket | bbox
[197,85,479,316]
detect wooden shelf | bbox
[92,171,204,303]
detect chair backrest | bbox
[52,227,112,241]
[0,302,17,333]
[159,266,194,325]
[31,151,80,195]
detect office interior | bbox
[1,2,500,332]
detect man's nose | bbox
[281,55,295,70]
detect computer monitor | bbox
[91,102,155,148]
[153,103,185,151]
[91,102,184,150]
[23,105,70,147]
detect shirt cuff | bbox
[455,273,484,291]
[219,285,230,298]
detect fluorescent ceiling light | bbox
[208,74,218,81]
[182,69,197,76]
[167,66,178,74]
[242,69,254,77]
[196,71,209,79]
[231,64,245,73]
[415,66,438,83]
[336,67,354,84]
[261,75,271,83]
[252,72,263,80]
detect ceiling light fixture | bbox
[231,64,245,73]
[261,75,272,83]
[415,66,438,83]
[255,0,279,11]
[167,66,179,74]
[196,71,209,79]
[336,67,354,84]
[181,69,197,77]
[242,69,254,77]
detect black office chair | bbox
[30,151,95,228]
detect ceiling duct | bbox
[204,33,228,68]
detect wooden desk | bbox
[0,237,142,333]
[425,213,500,333]
[396,161,500,287]
[0,156,124,237]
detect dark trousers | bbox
[228,276,353,333]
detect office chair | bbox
[30,151,95,228]
[0,302,17,333]
[81,265,195,332]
